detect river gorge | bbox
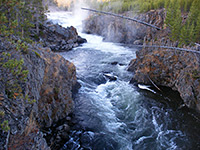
[46,10,200,150]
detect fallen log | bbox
[195,43,200,46]
[81,7,161,30]
[133,45,200,54]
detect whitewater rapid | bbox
[48,11,200,150]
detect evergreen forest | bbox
[98,0,200,46]
[0,0,47,40]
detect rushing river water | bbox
[48,11,200,150]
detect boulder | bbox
[32,21,87,52]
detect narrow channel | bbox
[48,11,200,150]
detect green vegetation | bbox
[97,0,196,13]
[165,0,200,46]
[1,120,10,132]
[0,52,32,132]
[192,69,200,79]
[0,0,47,39]
[97,0,200,46]
[0,0,47,132]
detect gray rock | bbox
[37,22,87,52]
[133,40,143,45]
[0,35,80,149]
[83,9,165,44]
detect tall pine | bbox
[195,15,200,42]
[165,0,182,41]
[0,0,47,38]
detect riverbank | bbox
[0,21,86,149]
[128,29,200,113]
[83,9,165,44]
[47,10,200,149]
[83,9,200,113]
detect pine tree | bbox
[189,22,195,44]
[0,0,47,38]
[179,23,188,46]
[188,0,200,23]
[165,0,174,28]
[165,0,182,41]
[184,0,188,11]
[195,14,200,42]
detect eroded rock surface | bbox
[0,24,80,149]
[128,13,200,113]
[83,9,165,44]
[32,21,87,52]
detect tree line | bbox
[97,0,200,46]
[165,0,200,46]
[0,0,47,40]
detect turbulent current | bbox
[48,11,200,150]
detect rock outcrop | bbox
[83,8,200,113]
[83,9,165,44]
[0,23,81,149]
[32,21,87,52]
[128,44,200,112]
[24,46,77,127]
[128,11,200,113]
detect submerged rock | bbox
[103,73,117,81]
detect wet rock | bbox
[77,36,87,44]
[111,61,118,65]
[103,73,117,81]
[133,40,143,45]
[83,9,165,44]
[128,38,200,113]
[35,21,87,52]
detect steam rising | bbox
[55,0,72,7]
[48,0,91,32]
[54,0,109,7]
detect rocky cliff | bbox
[127,14,200,113]
[128,31,200,113]
[0,22,83,149]
[83,9,200,113]
[83,9,165,44]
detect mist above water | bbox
[47,3,200,149]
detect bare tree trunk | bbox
[35,7,39,35]
[81,7,161,30]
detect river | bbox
[48,11,200,150]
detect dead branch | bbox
[147,75,161,92]
[134,45,200,54]
[81,7,161,30]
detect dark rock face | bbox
[125,9,200,113]
[82,9,165,44]
[32,21,87,52]
[0,32,79,149]
[23,47,77,127]
[128,30,200,113]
